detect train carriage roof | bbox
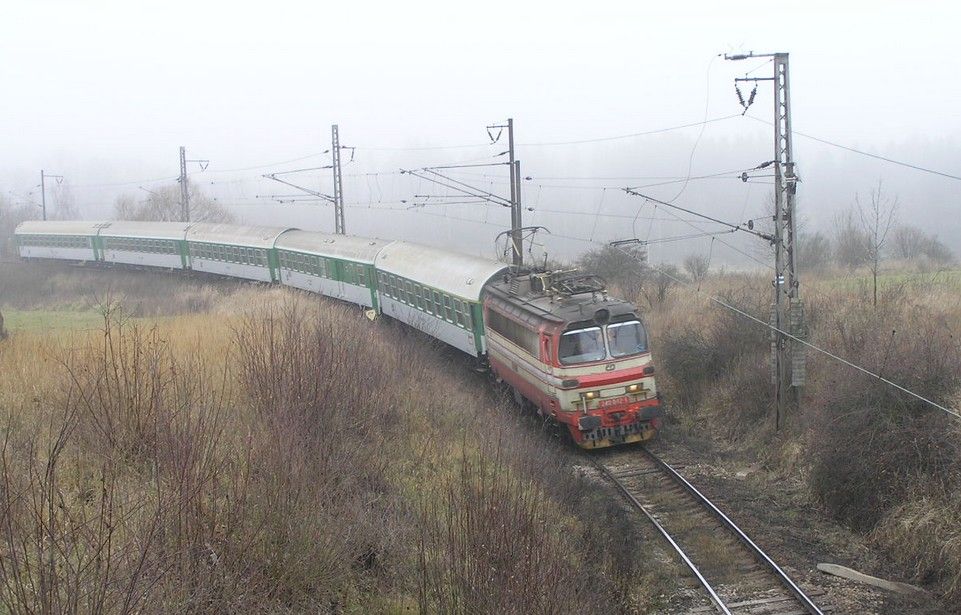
[186,223,296,248]
[275,230,390,264]
[374,241,507,302]
[15,221,111,236]
[98,221,192,240]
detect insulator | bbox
[747,85,757,106]
[735,84,746,107]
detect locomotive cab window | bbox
[607,320,649,358]
[558,326,606,365]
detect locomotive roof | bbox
[186,223,296,248]
[15,220,111,235]
[275,230,389,264]
[486,276,639,327]
[375,241,507,302]
[98,221,193,240]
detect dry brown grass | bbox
[0,264,656,613]
[634,268,961,604]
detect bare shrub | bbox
[416,435,605,615]
[639,264,679,309]
[0,307,226,614]
[809,294,961,532]
[683,253,710,283]
[658,285,769,416]
[229,299,409,609]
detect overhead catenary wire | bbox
[350,114,741,151]
[745,115,961,182]
[625,189,773,242]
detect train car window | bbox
[607,320,649,357]
[452,299,462,327]
[559,327,606,365]
[486,309,537,355]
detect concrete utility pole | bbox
[40,170,63,221]
[331,124,346,234]
[726,51,805,429]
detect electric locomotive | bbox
[484,269,663,448]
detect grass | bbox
[2,307,125,333]
[0,262,664,614]
[629,265,961,607]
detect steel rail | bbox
[641,448,824,615]
[592,460,733,615]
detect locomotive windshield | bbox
[558,320,649,365]
[559,327,606,365]
[607,320,648,357]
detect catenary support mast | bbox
[332,124,346,234]
[726,51,805,429]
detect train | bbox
[14,220,664,448]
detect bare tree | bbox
[113,184,235,223]
[639,264,679,308]
[576,243,647,295]
[891,225,954,265]
[856,180,899,307]
[833,209,871,270]
[0,195,33,257]
[683,253,710,283]
[796,230,832,272]
[48,181,80,220]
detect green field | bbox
[2,308,126,333]
[819,268,961,291]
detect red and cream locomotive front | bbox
[484,276,664,449]
[546,310,662,448]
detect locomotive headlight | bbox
[626,383,642,394]
[584,391,598,400]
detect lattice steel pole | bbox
[727,51,804,428]
[179,146,190,222]
[331,124,346,235]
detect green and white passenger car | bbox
[374,241,506,356]
[186,224,294,283]
[99,221,191,269]
[14,221,104,262]
[275,230,388,309]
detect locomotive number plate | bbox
[598,396,630,408]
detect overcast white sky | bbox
[3,0,960,263]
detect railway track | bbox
[594,448,829,615]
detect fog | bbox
[3,0,959,265]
